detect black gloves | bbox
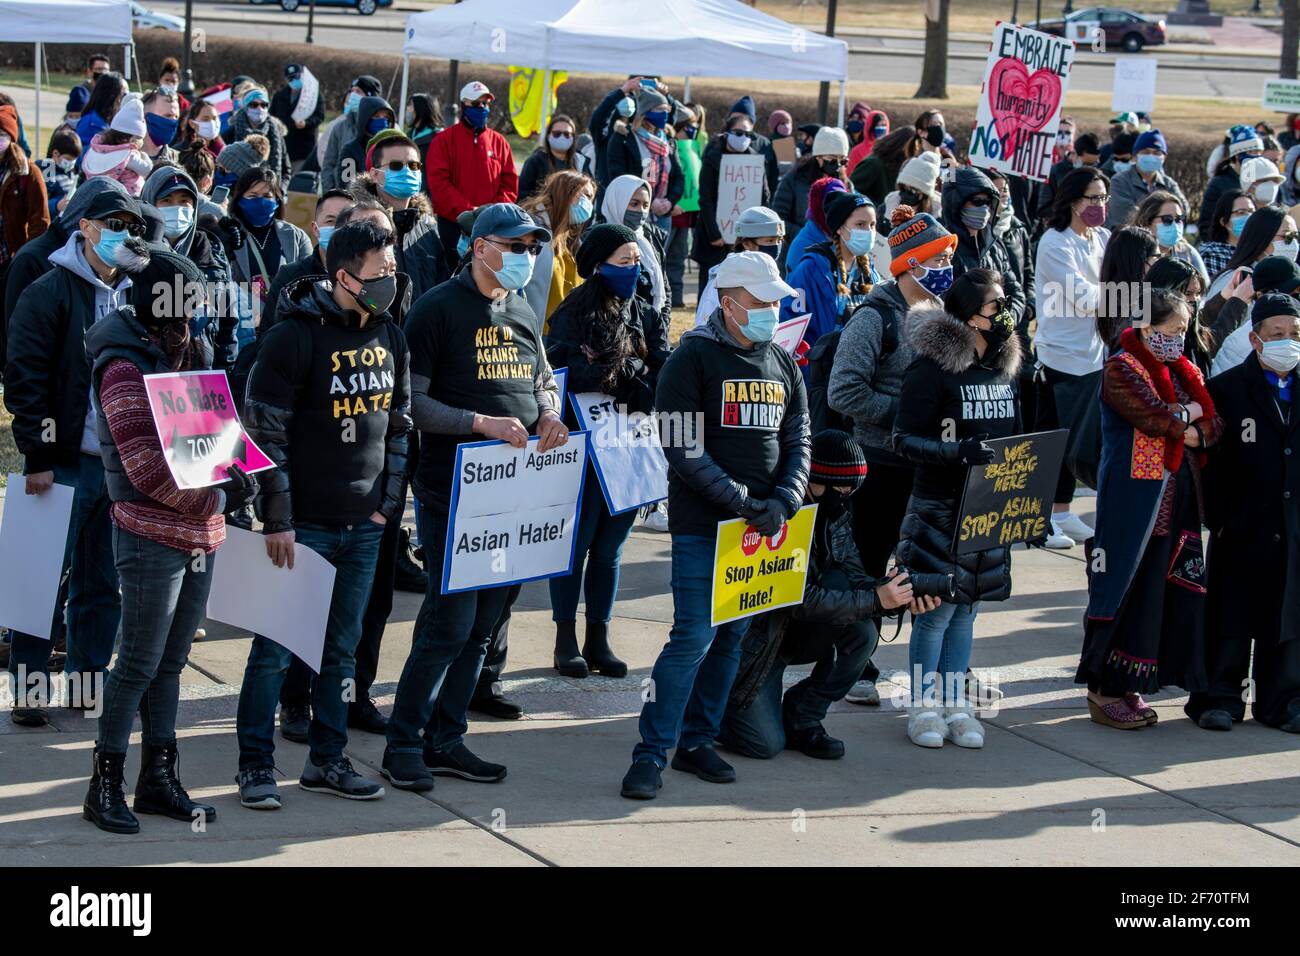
[220,462,260,513]
[957,434,997,466]
[749,497,789,537]
[215,216,245,253]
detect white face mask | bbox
[1274,238,1300,262]
[1260,337,1300,373]
[1255,181,1280,204]
[197,119,220,139]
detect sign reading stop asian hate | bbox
[710,503,817,627]
[142,370,274,489]
[954,429,1069,554]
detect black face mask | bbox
[345,271,397,316]
[820,159,844,178]
[978,308,1015,347]
[756,242,782,261]
[925,124,945,148]
[814,488,851,523]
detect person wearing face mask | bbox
[66,53,112,123]
[1210,254,1300,376]
[426,81,519,276]
[772,126,849,269]
[1198,189,1255,278]
[334,96,395,192]
[588,77,673,187]
[883,150,941,224]
[261,189,351,332]
[1107,129,1185,230]
[234,220,410,809]
[914,109,952,161]
[521,169,597,328]
[140,89,180,166]
[725,95,781,196]
[768,109,793,145]
[0,104,51,274]
[519,113,582,201]
[721,429,932,761]
[226,85,292,186]
[621,251,808,799]
[404,92,442,159]
[941,165,1026,332]
[1190,293,1300,734]
[75,71,127,154]
[1037,132,1102,222]
[382,203,565,792]
[4,187,145,727]
[694,204,785,327]
[269,64,325,173]
[1204,209,1299,357]
[544,223,669,678]
[1078,290,1223,730]
[692,118,772,296]
[846,110,890,176]
[1147,255,1213,376]
[667,102,706,308]
[36,128,82,220]
[849,127,925,207]
[892,269,1022,749]
[1099,113,1137,166]
[1199,124,1265,238]
[1033,166,1112,549]
[1134,190,1208,287]
[319,75,382,191]
[1099,130,1137,180]
[605,88,684,237]
[179,97,225,159]
[782,190,878,355]
[1239,155,1285,212]
[156,57,189,113]
[355,131,449,302]
[602,174,672,333]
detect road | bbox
[142,0,1276,100]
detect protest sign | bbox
[773,314,811,357]
[442,433,590,593]
[711,504,817,627]
[570,392,668,515]
[716,153,767,243]
[0,477,74,640]
[142,370,274,489]
[290,66,320,124]
[1262,77,1300,113]
[954,429,1069,554]
[1112,57,1157,115]
[552,367,568,412]
[969,22,1075,183]
[205,526,336,672]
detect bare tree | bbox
[1284,0,1299,80]
[916,0,951,99]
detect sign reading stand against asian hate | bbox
[969,21,1075,184]
[142,370,274,489]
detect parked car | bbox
[1030,6,1166,53]
[131,0,184,30]
[251,0,393,14]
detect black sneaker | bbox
[347,697,389,735]
[670,745,736,783]
[423,743,507,782]
[785,724,846,759]
[299,756,385,800]
[279,704,310,743]
[11,706,49,728]
[620,759,663,800]
[381,749,435,792]
[1197,709,1234,732]
[394,527,428,593]
[468,692,524,720]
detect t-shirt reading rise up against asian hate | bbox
[404,268,546,505]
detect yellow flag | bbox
[508,66,567,138]
[710,505,817,627]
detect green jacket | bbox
[675,135,704,214]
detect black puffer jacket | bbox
[892,302,1023,604]
[940,166,1026,325]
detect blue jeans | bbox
[386,502,514,756]
[236,519,384,770]
[908,601,978,707]
[634,534,752,767]
[97,529,214,753]
[8,454,120,698]
[548,484,638,623]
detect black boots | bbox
[134,739,217,823]
[84,748,139,834]
[553,621,589,678]
[583,622,628,678]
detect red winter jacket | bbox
[424,121,518,221]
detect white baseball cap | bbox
[1241,156,1284,193]
[459,81,493,103]
[715,251,797,303]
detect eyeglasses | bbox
[1154,214,1185,226]
[1081,194,1109,205]
[486,238,544,256]
[383,159,422,172]
[101,218,145,238]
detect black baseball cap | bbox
[1252,255,1300,295]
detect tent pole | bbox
[683,77,691,101]
[34,43,41,158]
[836,80,846,127]
[399,54,410,129]
[540,67,552,137]
[123,44,131,83]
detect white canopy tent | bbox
[1,0,136,155]
[399,0,850,133]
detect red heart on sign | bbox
[987,57,1062,155]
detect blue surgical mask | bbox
[487,245,534,290]
[91,223,128,267]
[462,105,489,130]
[616,97,636,118]
[1136,153,1164,175]
[571,195,593,224]
[161,204,194,239]
[238,195,278,227]
[1112,160,1132,175]
[872,124,887,138]
[915,263,954,296]
[289,78,303,91]
[1231,213,1249,238]
[597,261,640,299]
[1156,220,1184,248]
[317,225,336,249]
[382,167,421,198]
[844,228,874,256]
[1260,337,1300,373]
[145,113,178,146]
[366,116,391,136]
[457,234,471,258]
[345,91,362,114]
[736,303,779,344]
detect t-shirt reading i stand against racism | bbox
[406,268,550,505]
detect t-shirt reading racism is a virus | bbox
[405,268,547,505]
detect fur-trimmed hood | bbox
[909,299,1022,378]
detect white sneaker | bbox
[1045,520,1076,549]
[641,502,669,533]
[945,708,985,749]
[1053,511,1094,541]
[907,709,948,748]
[846,679,881,706]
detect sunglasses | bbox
[1155,214,1185,226]
[383,159,422,172]
[1280,232,1300,244]
[247,101,269,110]
[983,296,1007,314]
[101,218,145,238]
[486,238,544,256]
[967,196,993,207]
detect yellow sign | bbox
[710,504,817,627]
[508,66,567,138]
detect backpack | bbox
[805,302,898,434]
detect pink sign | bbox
[142,370,275,489]
[773,314,811,357]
